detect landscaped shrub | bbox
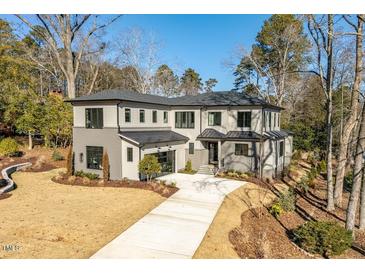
[74,170,99,180]
[269,202,283,218]
[277,188,296,212]
[52,150,64,161]
[292,221,353,257]
[185,160,193,172]
[0,137,19,157]
[66,146,74,176]
[138,155,161,182]
[102,151,110,181]
[297,176,310,193]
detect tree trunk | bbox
[360,167,365,229]
[28,131,33,150]
[346,103,365,231]
[66,75,76,99]
[326,15,335,211]
[335,16,363,207]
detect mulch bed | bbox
[229,159,365,259]
[52,173,179,198]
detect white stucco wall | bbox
[73,102,118,128]
[120,139,140,180]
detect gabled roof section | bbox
[197,128,226,140]
[119,130,189,146]
[67,90,283,109]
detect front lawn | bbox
[0,169,165,258]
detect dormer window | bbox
[237,111,251,128]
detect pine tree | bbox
[179,68,202,95]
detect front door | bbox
[208,142,218,165]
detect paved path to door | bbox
[90,173,245,258]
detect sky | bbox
[0,14,270,91]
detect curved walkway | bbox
[0,162,32,194]
[90,173,245,258]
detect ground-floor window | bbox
[86,146,103,169]
[279,141,284,157]
[235,143,249,156]
[149,151,175,174]
[127,147,133,162]
[189,143,194,154]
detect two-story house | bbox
[68,90,293,180]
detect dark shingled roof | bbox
[225,131,265,140]
[197,128,226,139]
[264,130,291,140]
[69,89,171,105]
[119,130,189,146]
[68,90,282,109]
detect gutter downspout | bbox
[259,108,264,179]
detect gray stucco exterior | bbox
[70,90,292,180]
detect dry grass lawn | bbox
[0,169,165,258]
[193,182,283,259]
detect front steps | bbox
[196,165,215,175]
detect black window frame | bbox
[85,108,103,129]
[208,112,222,126]
[125,108,131,123]
[163,111,168,123]
[127,147,133,162]
[189,143,194,154]
[152,110,157,123]
[140,109,145,123]
[279,141,284,157]
[237,111,251,128]
[235,143,249,156]
[86,146,103,170]
[175,111,195,128]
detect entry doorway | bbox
[208,142,218,165]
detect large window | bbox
[163,111,168,123]
[125,108,131,123]
[237,111,251,128]
[127,147,133,162]
[85,108,103,129]
[152,110,157,123]
[140,109,145,123]
[279,141,284,157]
[189,143,194,154]
[86,146,103,169]
[208,112,221,126]
[175,112,195,128]
[235,143,249,156]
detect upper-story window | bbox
[208,112,221,126]
[175,111,195,128]
[279,141,284,157]
[237,111,251,128]
[269,112,272,129]
[140,109,145,123]
[163,111,168,123]
[274,112,276,128]
[125,108,131,123]
[85,108,103,129]
[152,110,157,123]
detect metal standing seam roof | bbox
[197,128,226,139]
[119,130,189,146]
[67,89,283,109]
[197,129,291,141]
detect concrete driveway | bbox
[90,173,245,259]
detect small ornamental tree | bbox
[138,155,161,182]
[102,151,110,181]
[66,146,73,176]
[0,138,19,157]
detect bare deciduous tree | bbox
[334,15,364,207]
[307,14,335,211]
[16,14,120,98]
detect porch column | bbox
[218,141,222,169]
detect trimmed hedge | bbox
[0,138,19,157]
